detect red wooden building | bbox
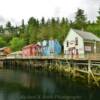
[22,44,41,57]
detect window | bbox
[66,41,69,47]
[75,37,78,45]
[76,49,79,55]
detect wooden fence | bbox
[1,53,100,61]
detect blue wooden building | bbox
[37,39,61,56]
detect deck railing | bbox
[85,53,100,60]
[64,53,100,60]
[4,53,100,60]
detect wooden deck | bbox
[2,53,100,60]
[0,54,99,87]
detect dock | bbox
[0,55,100,87]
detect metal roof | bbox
[72,29,100,41]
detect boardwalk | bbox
[0,54,100,87]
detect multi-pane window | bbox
[66,41,69,47]
[76,49,79,55]
[75,37,78,45]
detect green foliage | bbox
[0,8,99,52]
[27,17,39,43]
[96,8,100,24]
[0,37,6,47]
[6,21,11,29]
[19,19,25,34]
[10,37,25,51]
[74,8,87,29]
[86,24,100,37]
[0,25,4,33]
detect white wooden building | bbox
[63,29,100,58]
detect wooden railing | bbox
[64,53,100,60]
[85,53,100,60]
[3,53,100,60]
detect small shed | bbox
[22,44,33,56]
[22,44,41,57]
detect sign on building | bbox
[85,46,91,51]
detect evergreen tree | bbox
[6,21,11,29]
[21,19,25,33]
[96,8,100,24]
[41,17,45,25]
[6,21,12,32]
[74,8,87,29]
[27,17,39,43]
[0,25,4,33]
[19,19,26,39]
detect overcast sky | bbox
[0,0,100,26]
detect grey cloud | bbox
[0,15,6,23]
[54,7,61,17]
[0,16,19,26]
[82,0,100,4]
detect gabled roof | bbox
[22,44,33,49]
[72,29,100,41]
[22,44,41,49]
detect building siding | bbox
[63,29,84,58]
[64,29,100,59]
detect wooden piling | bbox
[0,57,100,87]
[88,60,99,87]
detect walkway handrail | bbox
[3,53,100,60]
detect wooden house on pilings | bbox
[63,29,100,59]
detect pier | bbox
[0,55,100,87]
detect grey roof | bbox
[72,29,100,41]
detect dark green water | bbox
[0,69,100,100]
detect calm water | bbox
[0,69,100,100]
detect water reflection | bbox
[41,77,56,95]
[0,69,99,100]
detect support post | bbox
[88,60,91,85]
[88,60,99,87]
[94,41,96,54]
